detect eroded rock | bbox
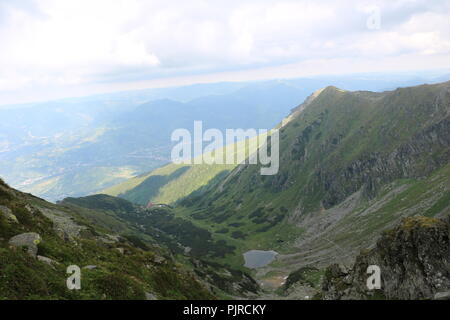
[145,292,157,300]
[37,255,60,267]
[83,265,97,270]
[322,216,450,300]
[0,205,18,223]
[9,232,41,257]
[434,291,450,300]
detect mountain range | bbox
[103,80,450,299]
[1,72,448,202]
[0,79,449,300]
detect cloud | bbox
[0,0,449,103]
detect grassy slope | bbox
[102,132,269,205]
[102,82,449,273]
[274,162,450,271]
[0,178,214,300]
[59,194,261,297]
[173,82,450,270]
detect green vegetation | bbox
[101,82,449,276]
[102,132,267,205]
[0,179,215,300]
[280,267,325,294]
[3,81,449,300]
[59,194,261,296]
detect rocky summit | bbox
[321,216,450,300]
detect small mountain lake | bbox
[243,250,278,268]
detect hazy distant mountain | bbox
[1,73,448,202]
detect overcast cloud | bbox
[0,0,450,104]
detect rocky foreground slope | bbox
[0,178,258,299]
[321,216,450,300]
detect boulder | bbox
[152,255,166,264]
[8,232,41,257]
[0,205,18,223]
[37,255,60,267]
[321,216,450,300]
[83,265,97,270]
[434,291,450,300]
[145,292,157,300]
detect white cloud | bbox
[0,0,449,103]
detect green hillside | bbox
[102,132,272,205]
[92,82,450,298]
[108,82,450,272]
[0,178,216,299]
[4,81,449,300]
[1,80,310,202]
[189,84,447,209]
[0,177,262,299]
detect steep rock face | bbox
[8,232,41,257]
[183,82,450,224]
[318,117,450,208]
[0,205,18,223]
[321,216,450,300]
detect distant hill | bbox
[0,81,308,201]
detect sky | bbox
[0,0,450,105]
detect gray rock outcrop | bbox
[434,291,450,300]
[322,216,450,300]
[0,205,18,223]
[8,232,41,257]
[145,292,157,300]
[37,255,60,267]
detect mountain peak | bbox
[321,85,347,94]
[289,86,346,116]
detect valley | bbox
[2,0,450,304]
[2,75,445,202]
[100,81,450,299]
[1,80,449,300]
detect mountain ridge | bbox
[2,80,449,300]
[0,177,262,299]
[104,81,449,283]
